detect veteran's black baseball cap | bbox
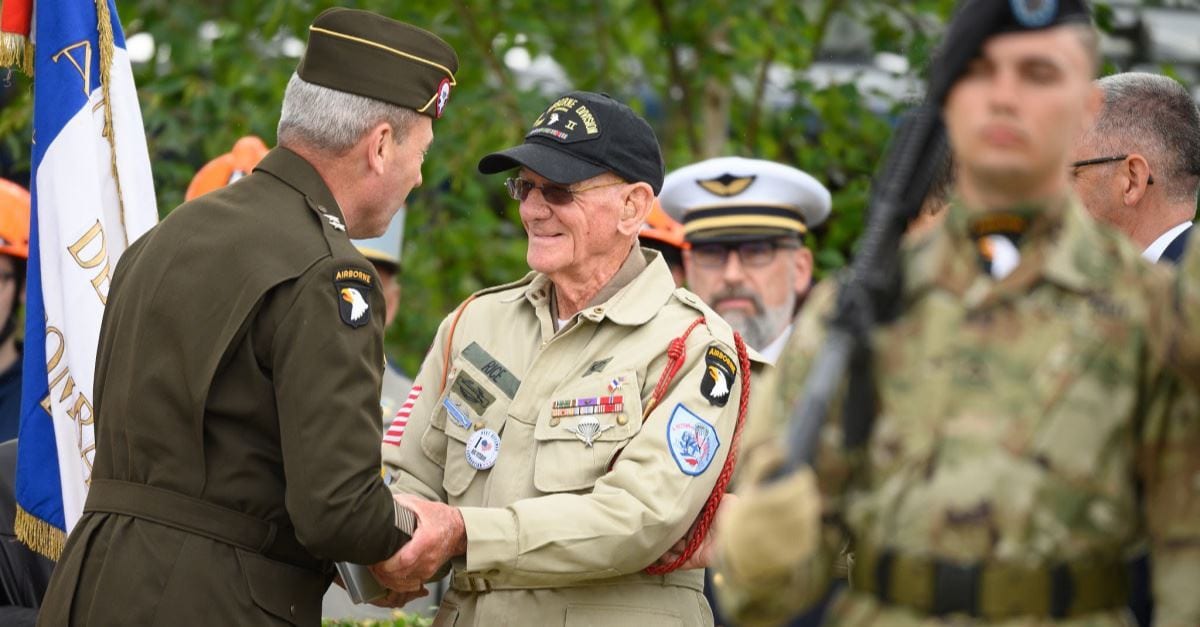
[298,8,459,119]
[478,91,666,194]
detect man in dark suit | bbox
[1070,72,1200,265]
[38,9,458,625]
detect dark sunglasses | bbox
[1070,154,1154,185]
[504,177,623,205]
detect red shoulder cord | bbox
[632,317,752,575]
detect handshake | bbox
[338,493,468,608]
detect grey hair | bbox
[277,73,421,155]
[1084,73,1200,204]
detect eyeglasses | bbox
[1070,154,1154,185]
[504,177,624,205]
[690,240,801,269]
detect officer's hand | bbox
[652,493,739,570]
[367,587,429,609]
[370,493,467,587]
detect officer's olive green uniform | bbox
[38,148,405,626]
[383,248,764,627]
[714,197,1200,626]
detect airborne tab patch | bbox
[527,96,602,144]
[701,345,736,407]
[334,268,372,328]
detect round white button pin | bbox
[465,428,501,470]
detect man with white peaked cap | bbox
[660,157,832,363]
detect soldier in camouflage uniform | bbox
[712,1,1200,626]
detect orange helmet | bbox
[639,199,687,250]
[0,178,31,260]
[185,136,270,201]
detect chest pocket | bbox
[533,370,644,493]
[421,361,512,497]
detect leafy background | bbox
[0,0,1192,375]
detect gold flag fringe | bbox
[15,505,65,561]
[0,32,33,76]
[93,0,129,241]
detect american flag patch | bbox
[383,385,422,446]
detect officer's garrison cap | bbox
[298,8,459,119]
[659,157,832,244]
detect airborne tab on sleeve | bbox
[334,267,373,328]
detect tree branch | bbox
[746,45,776,154]
[450,0,524,129]
[649,0,700,157]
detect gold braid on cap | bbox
[308,25,457,85]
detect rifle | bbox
[772,0,1009,478]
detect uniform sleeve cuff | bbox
[459,506,519,573]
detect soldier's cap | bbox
[297,8,459,119]
[930,0,1094,102]
[353,207,406,273]
[477,91,665,194]
[659,157,832,245]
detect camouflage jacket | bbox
[715,196,1200,627]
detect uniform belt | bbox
[850,540,1127,620]
[85,479,323,573]
[450,569,705,594]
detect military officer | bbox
[374,91,766,626]
[39,9,458,625]
[660,157,831,363]
[713,1,1200,626]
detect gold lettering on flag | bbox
[44,325,96,483]
[52,41,93,97]
[67,221,112,305]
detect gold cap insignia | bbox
[697,173,756,197]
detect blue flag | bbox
[14,0,157,559]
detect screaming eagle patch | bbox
[701,345,736,407]
[334,267,373,328]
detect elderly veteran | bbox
[39,9,458,625]
[660,157,831,363]
[374,91,766,626]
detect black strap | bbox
[85,479,321,572]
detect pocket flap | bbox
[236,549,326,625]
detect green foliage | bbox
[322,614,431,627]
[21,0,1171,374]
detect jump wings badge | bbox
[566,416,613,447]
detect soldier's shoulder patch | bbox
[334,267,373,328]
[667,403,720,476]
[701,344,737,407]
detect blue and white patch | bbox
[1010,0,1056,28]
[443,397,473,430]
[666,403,720,476]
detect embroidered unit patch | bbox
[666,403,720,476]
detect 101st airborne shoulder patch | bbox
[701,345,736,407]
[334,267,373,328]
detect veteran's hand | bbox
[367,586,429,609]
[370,493,468,588]
[653,493,739,571]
